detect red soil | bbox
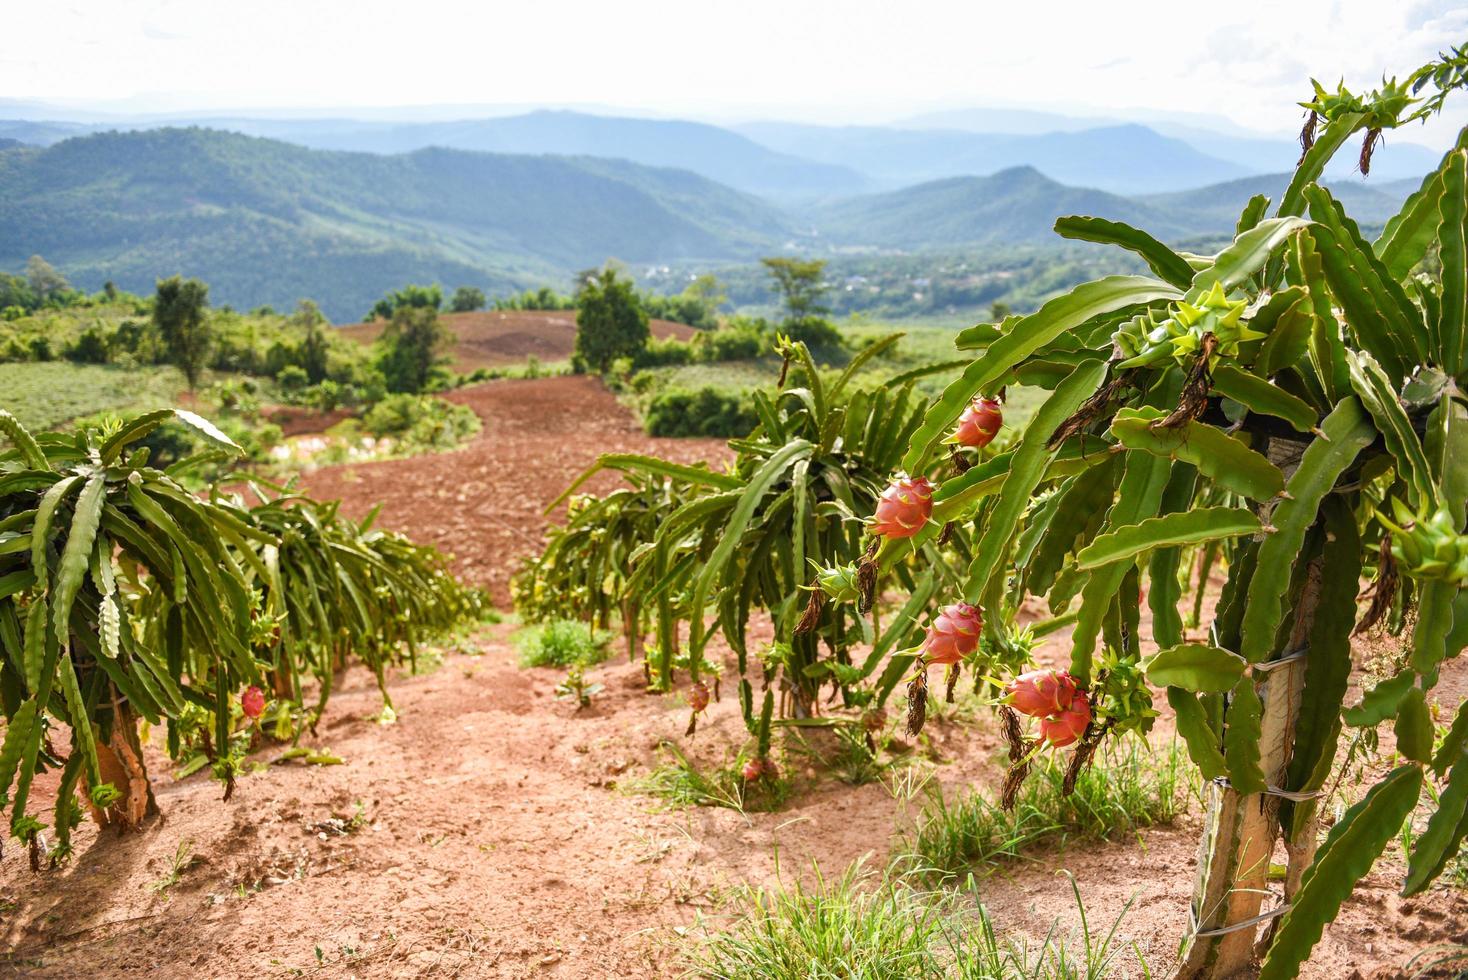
[337,310,698,373]
[298,375,730,606]
[1,376,1464,978]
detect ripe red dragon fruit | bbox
[868,476,934,539]
[241,685,266,721]
[950,397,1002,449]
[921,602,983,665]
[1004,669,1079,718]
[759,758,780,780]
[1038,693,1092,747]
[689,681,710,713]
[742,757,764,781]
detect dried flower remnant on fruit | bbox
[905,672,928,736]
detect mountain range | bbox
[0,120,1433,319]
[0,107,1441,199]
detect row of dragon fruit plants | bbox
[515,49,1468,980]
[0,406,480,868]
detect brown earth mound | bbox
[337,310,698,373]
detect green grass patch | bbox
[514,618,611,668]
[627,742,791,813]
[685,861,1147,979]
[897,739,1195,881]
[0,362,184,429]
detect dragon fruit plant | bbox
[540,336,977,734]
[0,409,476,865]
[843,50,1468,979]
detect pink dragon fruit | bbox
[921,602,984,665]
[742,757,764,781]
[868,476,934,539]
[241,685,266,721]
[950,397,1003,449]
[1005,669,1079,718]
[1038,693,1092,747]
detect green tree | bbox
[573,267,649,373]
[152,275,213,390]
[26,254,69,303]
[292,299,330,383]
[368,283,443,321]
[450,286,486,312]
[0,272,38,312]
[376,305,454,393]
[761,257,841,351]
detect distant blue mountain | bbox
[735,121,1248,194]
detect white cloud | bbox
[1,0,1463,146]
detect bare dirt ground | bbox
[337,311,698,373]
[298,375,730,606]
[1,376,1465,978]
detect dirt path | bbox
[1,376,1464,978]
[300,376,731,606]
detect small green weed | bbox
[897,739,1194,880]
[628,742,791,813]
[515,619,611,668]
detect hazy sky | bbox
[5,0,1466,145]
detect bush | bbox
[275,364,309,393]
[633,336,695,368]
[65,325,112,364]
[516,619,611,668]
[644,386,757,438]
[694,324,765,362]
[450,286,486,312]
[361,393,480,449]
[368,283,443,320]
[782,315,844,353]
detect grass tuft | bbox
[897,738,1195,881]
[628,742,791,813]
[514,618,611,668]
[684,861,1147,979]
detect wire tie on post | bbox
[1251,647,1310,673]
[1188,903,1292,938]
[1208,777,1325,802]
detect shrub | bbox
[633,336,695,368]
[516,619,611,668]
[694,324,765,362]
[644,386,757,438]
[275,363,309,393]
[782,315,845,353]
[376,305,454,394]
[65,325,111,364]
[361,393,480,449]
[450,286,486,312]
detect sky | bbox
[4,0,1466,146]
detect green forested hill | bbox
[803,166,1196,247]
[0,128,791,319]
